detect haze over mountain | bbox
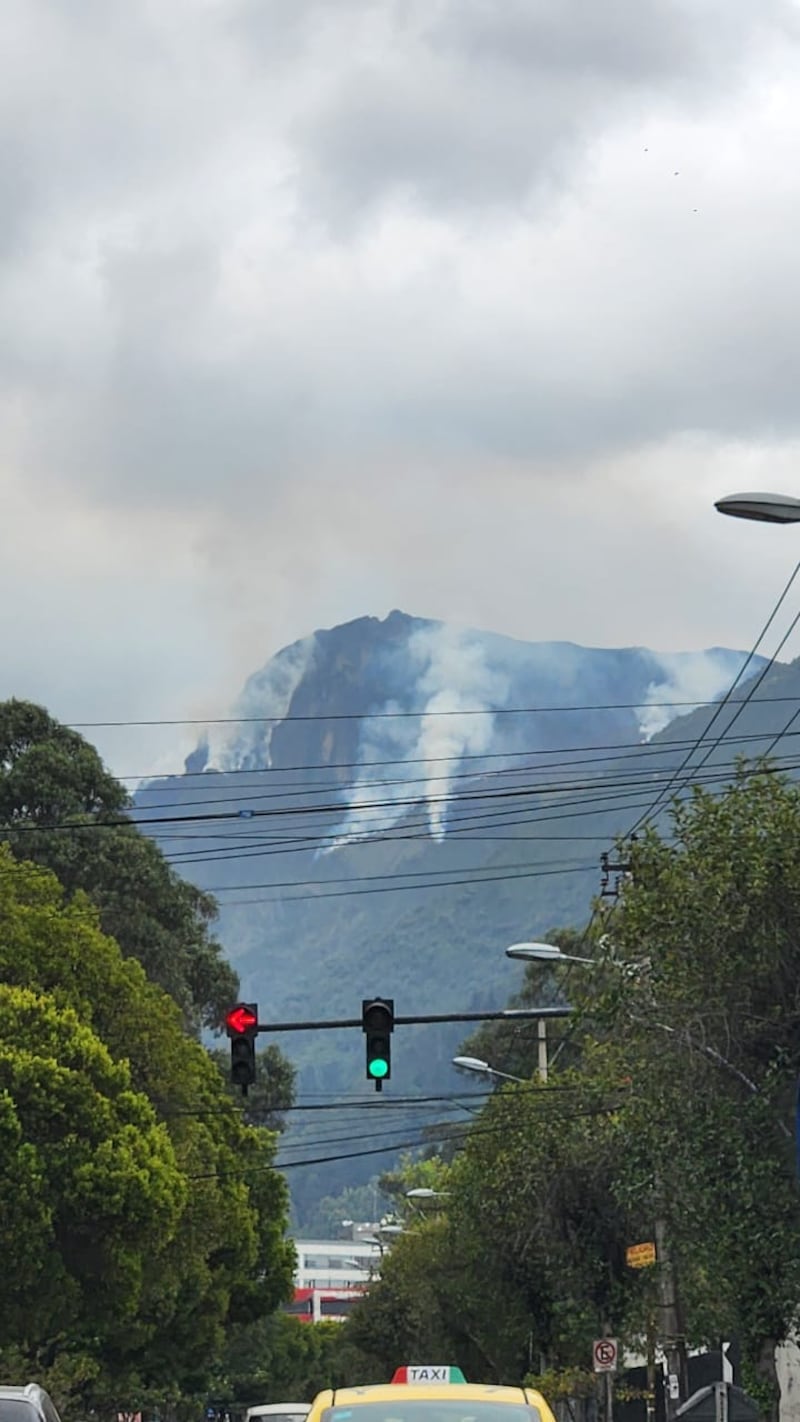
[136,610,790,1214]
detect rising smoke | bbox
[327,623,510,847]
[635,648,750,741]
[201,634,318,771]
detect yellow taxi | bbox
[306,1365,557,1422]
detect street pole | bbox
[600,1314,615,1422]
[654,1217,688,1421]
[537,1019,548,1082]
[646,1304,657,1422]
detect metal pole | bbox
[655,1217,688,1421]
[537,1019,548,1082]
[646,1305,657,1422]
[254,1006,574,1033]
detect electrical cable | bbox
[203,861,597,906]
[67,696,791,729]
[204,858,598,895]
[156,752,800,867]
[201,1100,627,1178]
[548,564,800,1081]
[118,720,800,788]
[625,559,800,834]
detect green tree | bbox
[592,769,800,1417]
[0,698,237,1029]
[294,1178,392,1238]
[209,1043,296,1131]
[349,770,800,1416]
[347,1062,641,1385]
[216,1314,366,1404]
[0,847,294,1411]
[0,983,185,1357]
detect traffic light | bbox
[225,1002,258,1094]
[362,998,394,1090]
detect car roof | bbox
[247,1407,309,1414]
[316,1385,541,1405]
[0,1392,48,1411]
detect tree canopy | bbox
[0,846,294,1413]
[0,698,237,1030]
[345,768,800,1421]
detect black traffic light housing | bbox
[225,1003,258,1095]
[362,997,394,1091]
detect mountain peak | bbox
[185,612,766,838]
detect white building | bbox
[292,1237,382,1292]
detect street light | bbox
[363,1226,404,1255]
[509,945,780,1108]
[452,1054,525,1084]
[502,942,583,1080]
[506,941,596,965]
[714,491,800,524]
[404,1187,451,1215]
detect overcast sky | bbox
[3,0,800,775]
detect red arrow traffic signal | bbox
[225,1003,258,1095]
[225,1003,258,1035]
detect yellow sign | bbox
[626,1242,656,1268]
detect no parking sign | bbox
[593,1338,618,1373]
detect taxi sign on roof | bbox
[391,1368,467,1385]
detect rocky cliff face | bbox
[137,611,775,1215]
[186,609,755,832]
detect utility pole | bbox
[537,1019,548,1082]
[645,1304,657,1422]
[654,1217,688,1421]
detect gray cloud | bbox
[293,0,796,220]
[3,0,800,771]
[430,0,791,81]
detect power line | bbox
[200,864,591,907]
[626,558,800,834]
[188,1101,626,1178]
[204,858,597,896]
[2,757,794,902]
[6,746,798,844]
[108,748,800,886]
[64,691,799,730]
[551,566,800,1081]
[272,1096,606,1157]
[280,1083,585,1111]
[121,723,800,788]
[131,729,800,815]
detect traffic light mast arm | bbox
[250,1006,573,1032]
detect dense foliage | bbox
[0,848,294,1415]
[0,699,237,1030]
[344,769,800,1422]
[213,1314,367,1405]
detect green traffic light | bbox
[368,1057,389,1079]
